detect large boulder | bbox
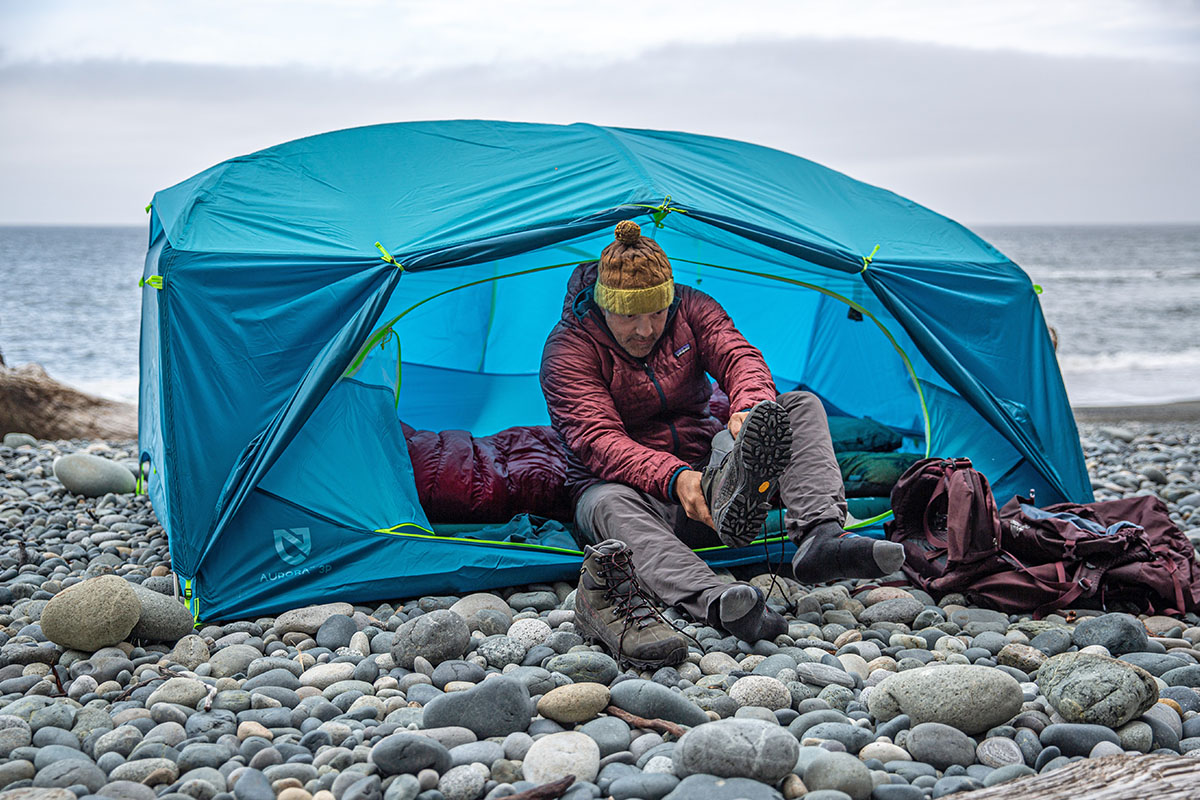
[41,576,141,651]
[866,664,1023,735]
[53,453,136,497]
[1038,652,1158,727]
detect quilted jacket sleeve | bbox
[541,331,688,501]
[687,290,778,412]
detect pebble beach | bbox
[1,420,1199,800]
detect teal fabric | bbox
[827,417,904,453]
[837,451,924,498]
[140,120,1090,621]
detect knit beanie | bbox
[594,220,674,315]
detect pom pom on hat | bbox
[595,220,674,315]
[614,219,642,245]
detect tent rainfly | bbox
[139,120,1090,621]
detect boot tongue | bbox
[588,540,628,558]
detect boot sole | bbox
[575,613,688,669]
[712,401,792,547]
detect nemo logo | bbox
[273,527,311,566]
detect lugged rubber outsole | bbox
[712,401,792,548]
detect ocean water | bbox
[0,224,1197,408]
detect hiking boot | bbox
[574,539,689,669]
[701,400,792,547]
[791,520,906,584]
[715,584,788,643]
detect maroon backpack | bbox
[885,457,1005,588]
[886,458,1200,616]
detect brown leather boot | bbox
[574,540,689,669]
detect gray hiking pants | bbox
[574,390,847,622]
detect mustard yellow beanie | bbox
[594,220,674,315]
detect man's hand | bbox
[675,469,715,530]
[728,410,749,440]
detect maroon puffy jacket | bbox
[540,262,777,503]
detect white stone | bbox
[522,731,600,785]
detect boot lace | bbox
[594,548,703,667]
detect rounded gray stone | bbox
[674,718,799,785]
[906,722,977,770]
[1036,652,1158,728]
[0,716,32,757]
[273,602,354,635]
[801,751,873,800]
[391,610,471,668]
[146,676,210,708]
[53,453,136,496]
[422,676,533,738]
[609,679,709,727]
[41,575,141,651]
[866,664,1023,735]
[368,732,452,776]
[129,583,195,643]
[33,759,107,792]
[544,652,619,684]
[1071,613,1149,655]
[3,433,37,448]
[859,597,925,626]
[208,644,262,679]
[663,774,784,800]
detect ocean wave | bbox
[1031,269,1200,282]
[1057,348,1200,373]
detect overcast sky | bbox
[2,0,1198,226]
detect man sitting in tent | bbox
[540,220,906,666]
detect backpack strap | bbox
[998,553,1092,618]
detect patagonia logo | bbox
[673,343,691,357]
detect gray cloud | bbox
[1,36,1197,225]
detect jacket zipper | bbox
[642,361,681,455]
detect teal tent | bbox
[139,120,1090,621]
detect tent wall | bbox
[140,120,1093,621]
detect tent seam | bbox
[578,124,660,205]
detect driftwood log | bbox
[0,357,136,441]
[943,753,1200,799]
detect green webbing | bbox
[139,276,163,290]
[1033,284,1043,295]
[860,244,880,273]
[375,242,404,270]
[623,195,688,228]
[145,203,152,213]
[376,525,586,556]
[183,578,200,626]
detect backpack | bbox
[885,457,1004,588]
[998,494,1200,615]
[886,457,1200,616]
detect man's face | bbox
[603,308,668,359]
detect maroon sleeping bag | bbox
[401,422,572,523]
